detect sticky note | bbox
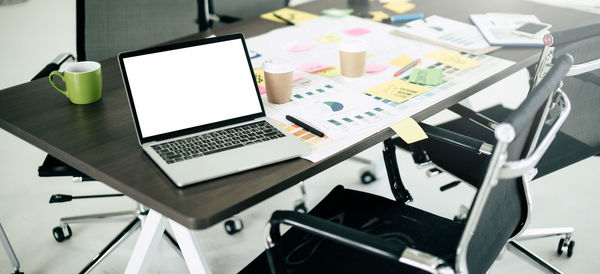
[424,49,482,70]
[316,66,341,78]
[258,86,267,95]
[322,8,353,18]
[293,73,305,82]
[390,118,428,144]
[369,11,390,22]
[364,78,431,103]
[343,27,371,36]
[383,1,416,14]
[299,62,331,73]
[261,8,319,25]
[317,34,342,44]
[408,68,445,86]
[283,41,314,52]
[365,63,389,73]
[389,54,415,67]
[253,68,265,87]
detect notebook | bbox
[118,33,310,187]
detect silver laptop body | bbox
[118,33,310,187]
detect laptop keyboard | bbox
[151,121,286,164]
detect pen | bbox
[393,58,421,77]
[273,13,295,26]
[285,115,325,137]
[383,13,424,24]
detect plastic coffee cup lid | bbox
[339,39,367,53]
[263,57,294,73]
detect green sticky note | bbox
[322,8,354,18]
[408,68,445,86]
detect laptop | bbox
[118,33,310,187]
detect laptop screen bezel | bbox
[118,33,266,144]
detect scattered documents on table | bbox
[244,15,513,162]
[392,15,500,55]
[317,33,343,43]
[470,13,548,46]
[390,118,428,144]
[261,8,319,25]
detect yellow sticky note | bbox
[369,11,390,22]
[261,8,319,25]
[316,66,341,78]
[253,68,265,87]
[389,54,414,67]
[424,49,482,70]
[383,1,416,14]
[317,33,342,44]
[390,118,428,144]
[364,78,431,103]
[366,51,374,57]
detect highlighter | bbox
[383,13,424,24]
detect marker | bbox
[273,13,295,26]
[286,115,325,137]
[393,58,421,77]
[383,13,424,24]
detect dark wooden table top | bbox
[0,0,596,229]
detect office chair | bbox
[35,0,205,272]
[239,54,573,274]
[1,223,23,274]
[380,23,600,268]
[205,0,290,28]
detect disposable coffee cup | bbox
[263,58,294,104]
[339,39,367,78]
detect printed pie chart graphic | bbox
[323,101,344,112]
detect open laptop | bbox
[118,33,310,187]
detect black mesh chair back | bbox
[77,0,201,62]
[532,24,600,177]
[461,55,573,273]
[207,0,290,26]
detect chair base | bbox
[508,240,563,274]
[52,205,181,274]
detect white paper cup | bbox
[263,58,295,104]
[339,39,367,78]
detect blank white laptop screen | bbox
[122,39,262,138]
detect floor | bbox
[1,1,599,274]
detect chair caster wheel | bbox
[224,218,243,235]
[557,237,574,257]
[360,170,376,184]
[52,225,72,242]
[294,199,307,214]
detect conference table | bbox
[0,0,596,272]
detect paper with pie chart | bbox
[270,78,402,138]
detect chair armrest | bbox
[421,123,494,155]
[447,103,498,132]
[31,53,74,81]
[265,210,452,274]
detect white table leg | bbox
[125,209,168,274]
[169,219,212,274]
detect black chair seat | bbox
[240,185,464,274]
[420,104,595,188]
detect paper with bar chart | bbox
[269,78,402,139]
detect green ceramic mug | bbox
[49,61,102,104]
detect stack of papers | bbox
[470,13,548,47]
[391,15,500,55]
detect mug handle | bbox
[49,70,69,98]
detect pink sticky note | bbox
[299,62,331,73]
[258,86,267,94]
[283,41,314,52]
[343,27,371,36]
[292,73,304,82]
[365,63,389,73]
